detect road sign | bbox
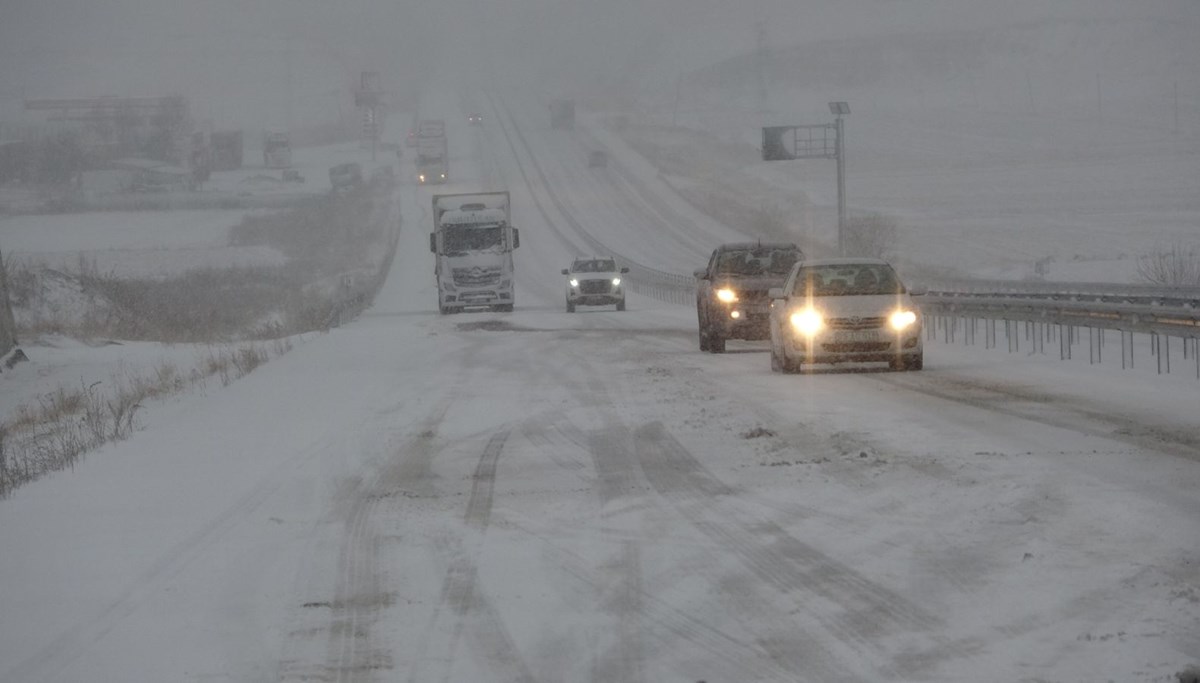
[762,124,837,161]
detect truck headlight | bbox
[790,309,823,336]
[716,288,738,303]
[569,278,579,288]
[890,309,918,331]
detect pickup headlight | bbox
[569,278,579,287]
[890,309,918,331]
[716,288,738,303]
[612,277,621,286]
[790,309,823,336]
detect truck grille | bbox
[452,266,502,287]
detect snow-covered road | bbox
[1,87,1197,682]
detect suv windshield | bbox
[572,259,616,273]
[792,264,905,296]
[716,247,801,276]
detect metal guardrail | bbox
[914,282,1200,378]
[915,292,1200,339]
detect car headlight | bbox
[569,278,579,287]
[612,277,621,286]
[790,309,823,335]
[890,309,918,331]
[716,288,738,303]
[418,173,426,182]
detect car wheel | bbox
[708,327,726,354]
[566,299,575,313]
[905,352,923,371]
[616,299,625,311]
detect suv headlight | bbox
[790,309,823,335]
[569,278,579,287]
[716,288,738,303]
[890,309,918,331]
[612,277,621,286]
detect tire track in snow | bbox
[633,420,946,680]
[410,428,538,683]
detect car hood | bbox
[788,293,917,317]
[714,275,788,292]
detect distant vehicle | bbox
[587,150,607,168]
[467,113,483,125]
[262,130,291,168]
[416,119,445,137]
[562,257,628,312]
[415,119,447,184]
[329,162,363,191]
[694,242,803,353]
[550,99,575,129]
[430,192,519,313]
[767,257,923,372]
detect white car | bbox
[768,258,923,372]
[562,257,628,312]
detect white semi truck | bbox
[429,191,519,313]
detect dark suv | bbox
[695,242,803,353]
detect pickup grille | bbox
[579,280,613,294]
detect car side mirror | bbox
[693,268,709,280]
[768,288,786,300]
[561,268,569,275]
[429,233,436,253]
[620,267,630,274]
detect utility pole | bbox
[834,109,847,255]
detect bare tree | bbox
[1136,240,1200,287]
[843,211,898,259]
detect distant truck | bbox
[262,130,292,168]
[550,99,575,129]
[429,191,520,313]
[329,162,363,191]
[415,119,447,184]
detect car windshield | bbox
[716,247,800,276]
[791,264,905,296]
[572,259,616,273]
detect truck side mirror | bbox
[512,228,520,249]
[693,268,709,280]
[561,269,569,275]
[429,233,436,253]
[620,267,630,274]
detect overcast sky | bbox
[2,0,1196,131]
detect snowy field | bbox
[2,15,1199,683]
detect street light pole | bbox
[829,102,850,256]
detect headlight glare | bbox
[890,309,918,330]
[790,309,823,335]
[716,288,738,303]
[612,277,621,286]
[569,278,579,287]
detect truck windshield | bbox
[443,225,504,255]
